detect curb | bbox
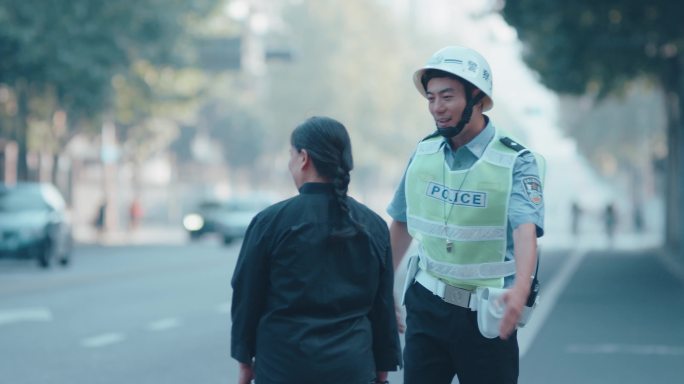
[73,225,188,246]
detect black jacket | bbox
[231,183,401,384]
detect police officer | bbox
[388,46,545,383]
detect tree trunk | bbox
[664,55,684,254]
[13,80,30,181]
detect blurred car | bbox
[182,200,226,240]
[214,196,272,245]
[0,182,73,268]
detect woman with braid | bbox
[231,116,402,384]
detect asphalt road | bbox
[388,243,684,383]
[520,247,684,384]
[1,236,682,384]
[0,240,239,384]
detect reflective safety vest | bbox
[405,132,543,290]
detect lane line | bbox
[81,333,125,348]
[0,307,53,326]
[518,248,588,356]
[147,317,181,331]
[567,343,684,356]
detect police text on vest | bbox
[426,182,487,208]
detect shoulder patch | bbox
[522,176,543,205]
[499,137,527,152]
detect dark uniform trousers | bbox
[403,281,519,384]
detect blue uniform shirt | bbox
[387,122,545,283]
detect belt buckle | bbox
[442,285,471,308]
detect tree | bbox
[500,0,684,252]
[0,0,218,180]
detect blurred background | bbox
[1,1,682,383]
[0,0,679,248]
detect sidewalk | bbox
[73,223,188,246]
[540,228,684,280]
[538,230,664,252]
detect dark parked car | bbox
[182,199,227,240]
[0,182,73,268]
[183,196,272,244]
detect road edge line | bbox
[656,248,684,284]
[519,248,588,357]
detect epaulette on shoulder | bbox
[499,136,527,152]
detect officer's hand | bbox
[238,362,254,384]
[499,285,529,340]
[394,302,406,334]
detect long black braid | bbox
[291,116,366,239]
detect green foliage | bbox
[0,0,219,126]
[502,0,684,249]
[0,0,221,182]
[501,0,683,96]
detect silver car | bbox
[0,182,73,268]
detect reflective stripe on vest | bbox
[417,243,516,279]
[407,215,505,241]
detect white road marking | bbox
[215,302,230,314]
[147,317,181,331]
[81,333,125,348]
[567,343,684,356]
[657,248,684,283]
[518,249,588,356]
[0,307,53,326]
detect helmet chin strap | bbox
[437,121,467,138]
[437,90,486,139]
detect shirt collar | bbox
[442,119,495,159]
[299,182,335,194]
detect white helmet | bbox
[413,46,494,111]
